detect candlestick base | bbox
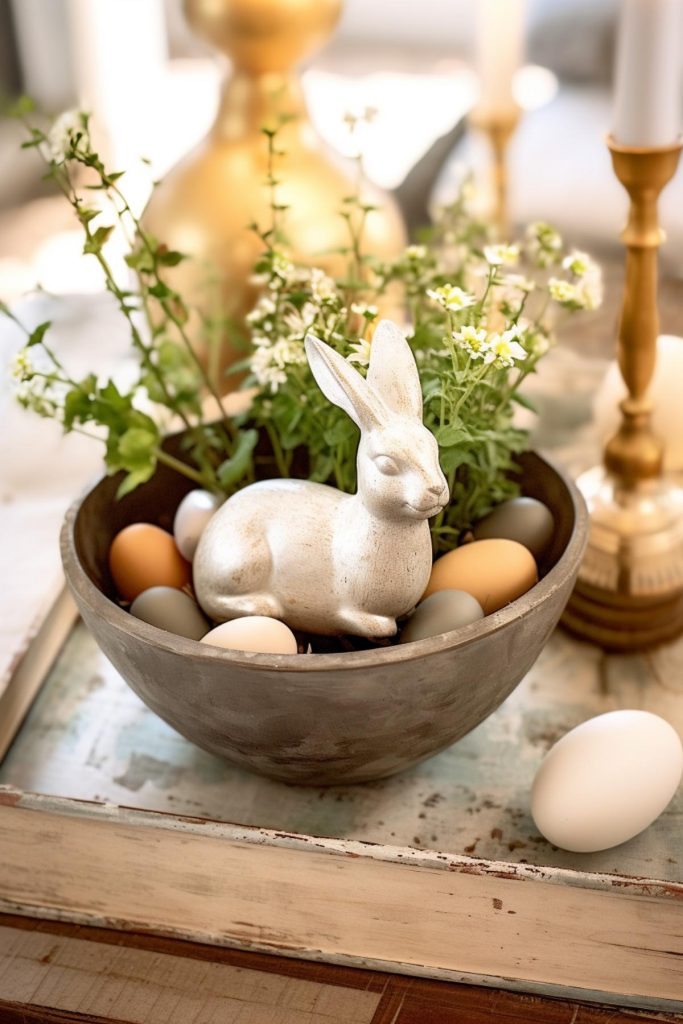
[562,465,683,650]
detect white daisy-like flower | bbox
[10,349,34,382]
[271,250,295,282]
[426,283,476,313]
[347,338,372,366]
[486,327,528,368]
[452,325,488,360]
[283,302,318,337]
[483,243,519,267]
[405,244,427,260]
[548,277,580,306]
[350,302,378,319]
[245,295,277,323]
[499,273,535,294]
[562,250,592,278]
[250,337,305,392]
[527,331,551,357]
[47,109,85,163]
[309,267,338,303]
[577,271,603,311]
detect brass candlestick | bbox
[469,106,521,239]
[563,137,683,651]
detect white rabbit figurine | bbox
[193,319,449,638]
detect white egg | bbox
[531,710,683,853]
[173,489,221,561]
[201,617,298,655]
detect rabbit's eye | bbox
[375,455,400,476]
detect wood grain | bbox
[0,924,381,1023]
[0,916,679,1024]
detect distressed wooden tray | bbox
[0,617,681,1013]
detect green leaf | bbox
[83,225,114,254]
[26,321,51,348]
[116,465,156,499]
[435,422,470,447]
[217,429,258,488]
[7,95,35,118]
[156,249,186,267]
[149,281,172,300]
[117,426,159,467]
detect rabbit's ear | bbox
[305,334,386,431]
[367,319,423,421]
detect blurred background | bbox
[1,0,683,307]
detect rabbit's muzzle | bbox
[403,482,450,519]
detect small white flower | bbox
[486,327,528,368]
[426,283,476,313]
[577,271,603,311]
[405,244,427,260]
[245,295,277,323]
[526,222,563,267]
[527,331,551,357]
[548,277,580,306]
[560,251,603,310]
[283,302,318,338]
[309,267,338,303]
[483,243,519,267]
[347,338,372,366]
[350,302,378,319]
[10,349,34,382]
[562,250,591,277]
[270,250,295,283]
[499,273,535,294]
[452,325,488,360]
[47,109,85,163]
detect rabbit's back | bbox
[194,478,347,630]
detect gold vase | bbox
[142,0,406,389]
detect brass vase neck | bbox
[214,71,307,140]
[603,137,682,486]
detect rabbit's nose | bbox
[429,483,444,497]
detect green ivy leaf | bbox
[217,429,258,488]
[26,321,51,348]
[156,249,186,267]
[83,225,114,254]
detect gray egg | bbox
[400,589,484,644]
[473,497,554,559]
[130,586,209,641]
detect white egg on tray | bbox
[531,710,683,853]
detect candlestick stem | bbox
[604,139,681,484]
[469,107,521,239]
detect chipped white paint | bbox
[0,788,682,1012]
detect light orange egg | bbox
[423,538,538,614]
[109,523,192,602]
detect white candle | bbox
[613,0,682,147]
[476,0,527,116]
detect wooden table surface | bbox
[1,914,680,1024]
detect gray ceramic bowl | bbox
[61,450,587,785]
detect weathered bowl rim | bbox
[61,450,587,675]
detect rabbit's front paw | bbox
[207,592,285,622]
[337,609,397,639]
